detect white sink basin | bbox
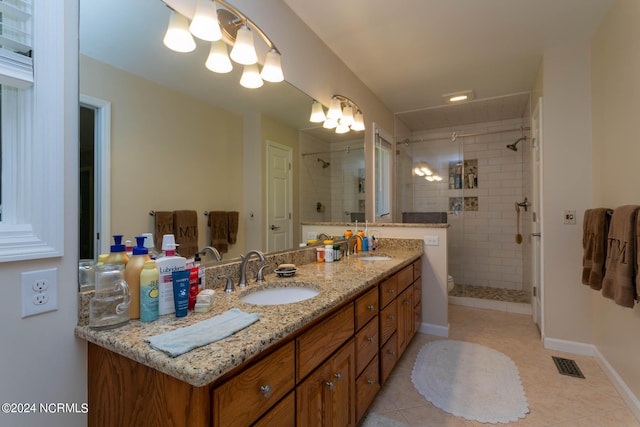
[240,285,320,305]
[358,255,392,261]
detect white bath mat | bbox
[411,340,529,424]
[360,412,410,427]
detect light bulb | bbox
[335,123,350,134]
[230,23,258,65]
[240,64,263,88]
[163,10,196,53]
[205,40,232,73]
[323,118,338,129]
[260,49,284,82]
[351,111,365,131]
[340,105,354,127]
[189,0,222,41]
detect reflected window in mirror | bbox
[375,128,392,220]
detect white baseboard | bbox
[593,347,640,421]
[544,337,640,422]
[543,337,595,356]
[419,322,449,337]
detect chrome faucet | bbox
[238,249,265,287]
[199,246,222,262]
[317,233,332,242]
[345,234,363,255]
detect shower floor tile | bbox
[449,283,530,303]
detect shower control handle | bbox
[531,232,541,237]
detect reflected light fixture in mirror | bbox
[310,95,365,134]
[413,161,443,182]
[162,0,284,88]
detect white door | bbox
[266,141,293,252]
[531,97,543,336]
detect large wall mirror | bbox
[79,0,364,268]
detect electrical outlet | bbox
[22,268,57,318]
[564,210,576,225]
[424,236,439,246]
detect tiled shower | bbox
[396,117,533,306]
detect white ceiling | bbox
[283,0,614,130]
[81,0,614,136]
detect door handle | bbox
[531,233,541,237]
[270,225,281,230]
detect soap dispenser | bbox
[124,235,151,319]
[104,234,130,266]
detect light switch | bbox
[564,210,576,225]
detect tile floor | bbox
[366,305,640,426]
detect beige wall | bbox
[591,0,640,399]
[80,56,246,259]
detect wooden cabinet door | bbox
[329,340,356,427]
[297,340,355,427]
[397,285,414,356]
[253,391,295,427]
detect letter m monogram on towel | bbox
[607,238,628,264]
[177,225,197,239]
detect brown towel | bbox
[601,205,640,308]
[173,210,198,259]
[208,211,229,253]
[581,208,611,290]
[228,211,239,244]
[154,211,174,250]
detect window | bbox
[375,126,392,220]
[0,0,65,262]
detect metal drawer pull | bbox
[388,315,395,320]
[325,381,335,390]
[367,304,375,311]
[389,350,395,356]
[367,337,375,343]
[334,372,342,380]
[260,384,272,398]
[367,379,375,385]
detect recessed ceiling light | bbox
[443,90,475,104]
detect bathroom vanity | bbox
[76,242,422,427]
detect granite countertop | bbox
[75,246,422,388]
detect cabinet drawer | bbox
[252,391,295,427]
[379,300,397,345]
[413,259,422,281]
[380,332,398,384]
[397,265,413,293]
[356,355,380,423]
[213,341,295,427]
[379,275,398,309]
[355,317,378,376]
[297,304,355,381]
[355,287,378,331]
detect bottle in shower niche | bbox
[124,235,151,319]
[139,260,159,322]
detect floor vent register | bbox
[552,356,585,379]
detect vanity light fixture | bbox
[162,0,284,88]
[443,90,475,104]
[310,95,365,134]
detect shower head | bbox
[506,136,527,151]
[317,158,330,168]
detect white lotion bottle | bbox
[155,241,186,315]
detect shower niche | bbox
[448,159,478,189]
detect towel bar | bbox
[149,210,155,216]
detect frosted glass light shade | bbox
[351,111,365,131]
[340,105,354,127]
[163,11,196,53]
[327,97,342,120]
[230,24,258,65]
[189,0,222,41]
[335,123,350,134]
[261,49,284,82]
[323,118,338,129]
[309,101,326,123]
[240,64,263,88]
[205,40,233,73]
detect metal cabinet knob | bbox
[367,379,375,385]
[325,381,335,390]
[388,315,395,320]
[367,337,375,343]
[260,384,272,398]
[367,304,375,311]
[334,372,342,381]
